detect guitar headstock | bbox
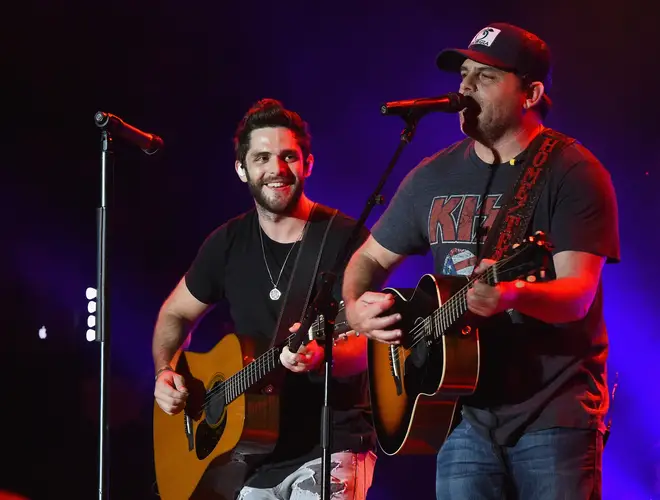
[490,231,554,284]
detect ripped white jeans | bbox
[237,451,376,500]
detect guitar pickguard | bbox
[194,417,227,460]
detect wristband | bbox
[155,366,174,381]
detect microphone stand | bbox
[297,112,423,500]
[95,127,113,500]
[91,111,162,499]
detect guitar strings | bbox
[203,262,497,410]
[197,250,531,411]
[201,312,341,408]
[201,332,294,408]
[403,250,530,352]
[200,306,345,409]
[405,261,517,350]
[406,261,532,351]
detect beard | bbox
[246,171,305,215]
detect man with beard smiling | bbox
[342,23,619,499]
[152,99,376,499]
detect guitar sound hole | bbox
[195,379,228,460]
[409,339,428,369]
[205,380,226,426]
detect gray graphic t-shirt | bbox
[371,136,620,446]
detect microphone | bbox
[94,111,164,153]
[380,92,470,117]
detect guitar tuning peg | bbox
[526,275,537,283]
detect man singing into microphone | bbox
[343,23,619,499]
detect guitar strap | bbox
[478,128,576,262]
[451,129,577,433]
[208,205,338,498]
[268,203,338,349]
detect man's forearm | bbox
[510,276,598,324]
[152,310,191,373]
[342,252,390,303]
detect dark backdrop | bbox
[2,0,659,498]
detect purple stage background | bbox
[2,0,658,498]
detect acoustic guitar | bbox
[153,303,351,499]
[368,232,553,456]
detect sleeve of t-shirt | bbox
[371,160,430,256]
[184,226,228,304]
[550,154,620,264]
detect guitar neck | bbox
[429,264,499,339]
[222,302,348,403]
[421,233,550,343]
[222,341,285,404]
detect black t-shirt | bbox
[185,205,374,487]
[371,134,620,446]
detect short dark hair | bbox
[233,98,312,167]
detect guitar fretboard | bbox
[415,264,499,346]
[220,333,294,405]
[204,304,348,409]
[406,235,546,350]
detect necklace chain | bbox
[258,205,314,300]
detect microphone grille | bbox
[447,92,469,111]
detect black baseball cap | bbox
[436,23,552,104]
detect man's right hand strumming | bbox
[152,277,209,415]
[154,367,189,415]
[342,235,406,345]
[344,291,402,345]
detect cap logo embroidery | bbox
[470,27,501,47]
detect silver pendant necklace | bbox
[258,221,305,301]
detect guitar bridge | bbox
[184,410,194,452]
[389,345,403,396]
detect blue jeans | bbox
[436,419,602,499]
